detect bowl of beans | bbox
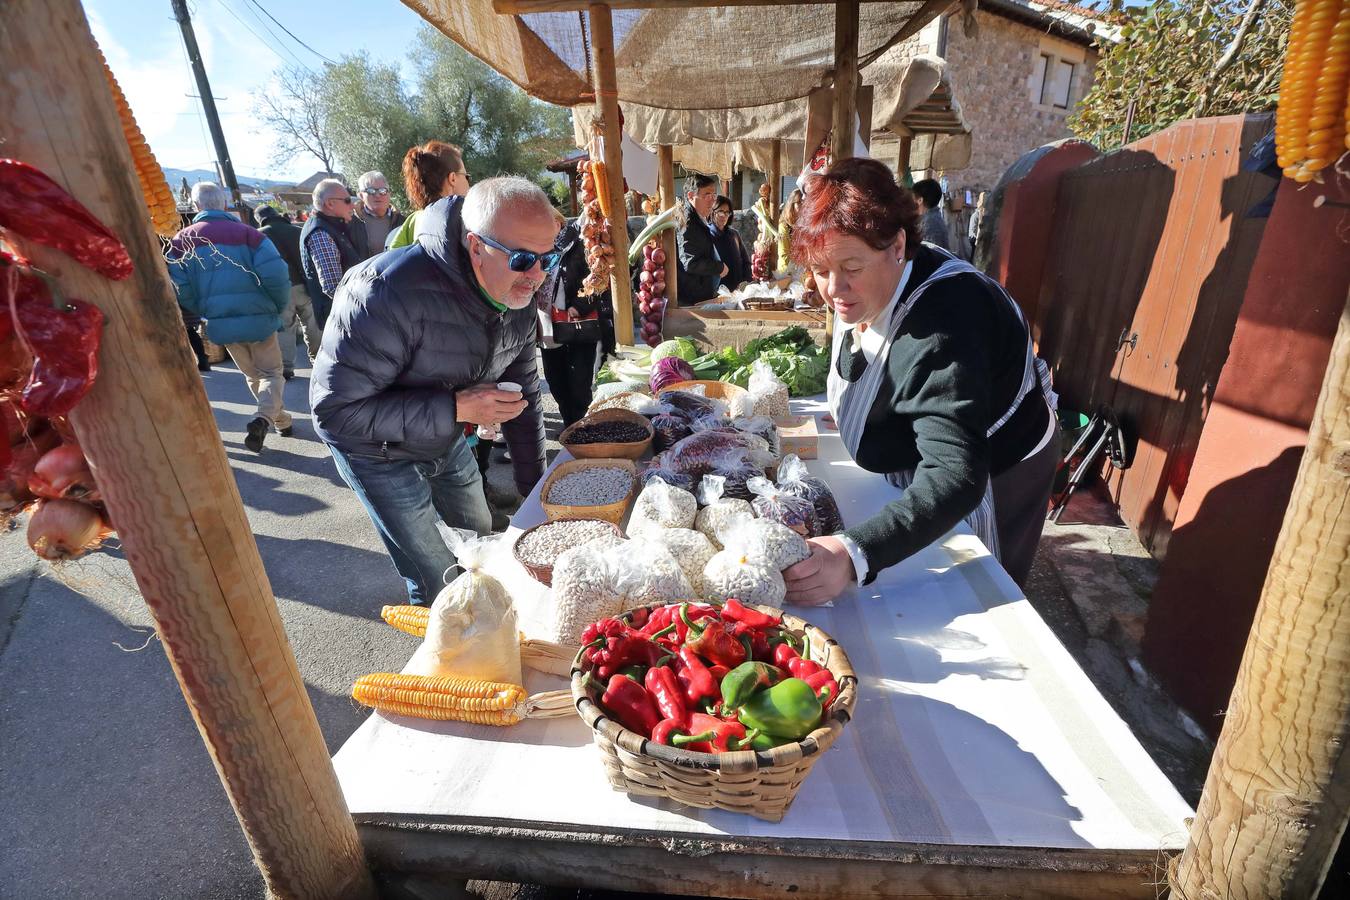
[512,517,624,586]
[559,408,654,460]
[540,458,638,525]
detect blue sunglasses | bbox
[473,232,563,273]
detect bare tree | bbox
[252,65,336,174]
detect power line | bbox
[213,0,309,71]
[244,0,338,66]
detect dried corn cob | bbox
[351,673,573,725]
[97,48,181,233]
[381,604,430,637]
[1276,0,1350,182]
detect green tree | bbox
[1070,0,1291,149]
[317,53,424,209]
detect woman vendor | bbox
[784,158,1058,604]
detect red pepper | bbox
[644,665,687,724]
[641,605,675,635]
[0,160,133,280]
[673,603,717,643]
[5,259,103,418]
[804,669,839,710]
[773,642,801,669]
[721,598,780,629]
[730,621,773,662]
[708,664,730,682]
[598,673,662,737]
[650,717,688,746]
[674,646,719,706]
[679,712,749,752]
[680,604,746,669]
[788,656,823,679]
[627,607,649,628]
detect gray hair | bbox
[357,171,386,192]
[461,177,554,242]
[191,181,229,211]
[312,178,349,208]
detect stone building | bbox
[904,0,1114,195]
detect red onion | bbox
[26,498,109,560]
[29,442,99,501]
[652,248,666,265]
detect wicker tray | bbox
[540,458,637,525]
[560,408,653,461]
[659,379,749,406]
[571,601,857,822]
[512,518,623,586]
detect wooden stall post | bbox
[589,3,634,346]
[657,144,680,306]
[831,0,861,164]
[0,3,375,898]
[1170,291,1350,899]
[898,134,914,182]
[769,140,783,219]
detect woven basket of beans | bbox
[512,517,623,586]
[570,599,857,822]
[560,408,654,460]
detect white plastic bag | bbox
[630,478,697,530]
[407,529,522,685]
[694,475,755,549]
[551,541,623,643]
[702,547,786,605]
[630,525,716,596]
[748,358,790,417]
[718,510,811,571]
[611,540,693,609]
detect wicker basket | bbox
[560,408,653,461]
[571,602,857,822]
[540,458,638,525]
[512,518,623,586]
[659,379,750,407]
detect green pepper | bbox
[720,661,786,709]
[747,730,796,751]
[736,677,823,741]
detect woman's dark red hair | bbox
[791,157,921,264]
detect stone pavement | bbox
[1,359,1210,898]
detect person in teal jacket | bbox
[168,182,293,452]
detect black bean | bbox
[566,421,650,445]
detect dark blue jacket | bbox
[309,197,546,495]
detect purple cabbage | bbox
[650,356,696,394]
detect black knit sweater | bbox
[839,245,1050,581]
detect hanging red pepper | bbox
[721,599,780,629]
[680,604,746,669]
[643,665,687,725]
[0,160,133,281]
[596,673,662,737]
[674,646,719,707]
[5,258,104,418]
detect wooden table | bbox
[333,400,1192,899]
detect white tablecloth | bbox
[334,399,1193,851]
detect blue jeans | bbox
[327,439,493,604]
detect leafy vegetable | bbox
[651,357,696,393]
[650,337,700,364]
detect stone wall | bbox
[931,11,1099,194]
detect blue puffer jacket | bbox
[309,197,546,496]
[167,210,291,345]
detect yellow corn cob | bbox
[1277,0,1350,182]
[352,673,528,725]
[96,48,181,234]
[381,604,430,637]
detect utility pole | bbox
[171,0,242,208]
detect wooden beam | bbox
[1171,291,1350,898]
[657,144,679,307]
[831,0,861,164]
[496,0,896,11]
[590,3,634,346]
[899,135,914,177]
[0,3,375,898]
[769,140,783,218]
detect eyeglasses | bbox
[473,232,562,273]
[329,195,355,205]
[362,187,390,196]
[713,209,731,218]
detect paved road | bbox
[0,361,559,899]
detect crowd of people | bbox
[165,149,1020,605]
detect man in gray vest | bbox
[299,178,367,326]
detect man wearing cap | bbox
[311,177,554,604]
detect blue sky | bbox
[88,0,428,182]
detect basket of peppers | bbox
[570,598,856,822]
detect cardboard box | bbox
[774,414,819,460]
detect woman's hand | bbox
[784,536,855,606]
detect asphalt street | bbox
[0,358,559,899]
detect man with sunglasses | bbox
[311,177,556,605]
[299,177,368,327]
[353,171,406,259]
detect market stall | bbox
[332,395,1194,897]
